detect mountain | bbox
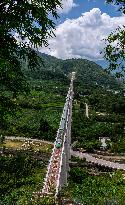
[61,58,119,89]
[96,59,109,69]
[24,52,121,90]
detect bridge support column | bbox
[60,150,67,187]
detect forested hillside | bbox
[0,52,123,139]
[24,52,120,90]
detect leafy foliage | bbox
[0,81,67,140]
[104,27,125,77]
[0,0,61,127]
[0,153,46,204]
[104,0,125,77]
[72,82,125,153]
[87,90,125,113]
[0,0,61,93]
[106,0,125,13]
[62,167,125,205]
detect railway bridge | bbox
[42,72,75,198]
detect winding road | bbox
[71,150,125,171]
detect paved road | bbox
[71,150,125,171]
[5,136,54,145]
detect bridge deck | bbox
[43,148,62,193]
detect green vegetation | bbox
[0,0,61,97]
[72,74,125,153]
[104,27,125,78]
[0,153,46,205]
[1,0,124,203]
[106,0,125,14]
[1,53,121,140]
[0,79,68,140]
[0,0,62,141]
[1,52,125,204]
[72,106,125,153]
[62,165,125,205]
[1,52,125,150]
[104,0,125,77]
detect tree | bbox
[0,135,5,143]
[106,0,125,14]
[104,26,125,78]
[0,0,61,126]
[0,0,61,95]
[104,1,125,76]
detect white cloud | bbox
[57,0,77,14]
[40,8,125,60]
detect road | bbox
[71,150,125,171]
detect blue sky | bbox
[40,0,125,68]
[58,0,122,23]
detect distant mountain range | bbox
[95,60,109,69]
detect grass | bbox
[4,140,23,149]
[2,139,54,154]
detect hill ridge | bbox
[24,51,121,90]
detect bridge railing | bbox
[42,88,71,193]
[55,133,66,196]
[42,130,59,193]
[55,95,73,196]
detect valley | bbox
[1,54,125,205]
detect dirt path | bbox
[5,136,54,145]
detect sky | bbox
[39,0,125,68]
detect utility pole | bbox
[85,103,89,118]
